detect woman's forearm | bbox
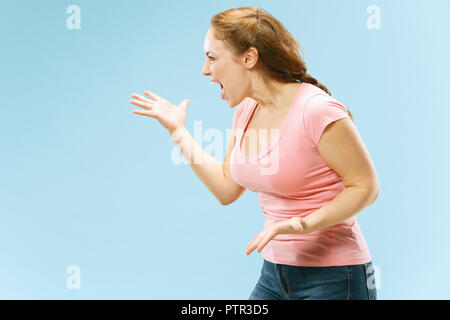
[169,127,231,204]
[301,185,379,234]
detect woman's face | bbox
[201,28,250,108]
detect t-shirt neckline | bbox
[237,82,306,161]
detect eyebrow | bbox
[205,51,214,55]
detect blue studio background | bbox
[1,0,449,299]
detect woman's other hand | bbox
[246,217,306,256]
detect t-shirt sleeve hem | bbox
[314,113,350,147]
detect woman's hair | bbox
[210,6,354,121]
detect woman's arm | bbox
[301,117,380,234]
[171,126,246,206]
[246,117,379,254]
[130,91,245,206]
[301,184,378,234]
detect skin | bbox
[130,27,380,256]
[201,28,302,114]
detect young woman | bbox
[130,6,379,300]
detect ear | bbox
[244,47,259,68]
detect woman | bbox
[129,6,379,300]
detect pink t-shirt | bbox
[230,82,372,267]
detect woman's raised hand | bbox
[130,91,190,135]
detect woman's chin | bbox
[226,98,234,107]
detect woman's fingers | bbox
[246,231,266,255]
[143,90,161,101]
[130,98,156,117]
[246,242,257,255]
[130,99,152,110]
[245,219,305,256]
[256,230,276,253]
[131,93,153,104]
[132,109,155,117]
[246,239,257,255]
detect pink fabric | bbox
[230,82,371,267]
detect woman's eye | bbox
[208,56,215,61]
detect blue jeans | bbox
[249,259,377,300]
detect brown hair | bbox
[210,6,354,121]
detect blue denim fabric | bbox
[249,259,377,300]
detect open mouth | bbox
[211,78,226,99]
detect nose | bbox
[201,60,210,76]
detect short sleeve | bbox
[303,94,350,147]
